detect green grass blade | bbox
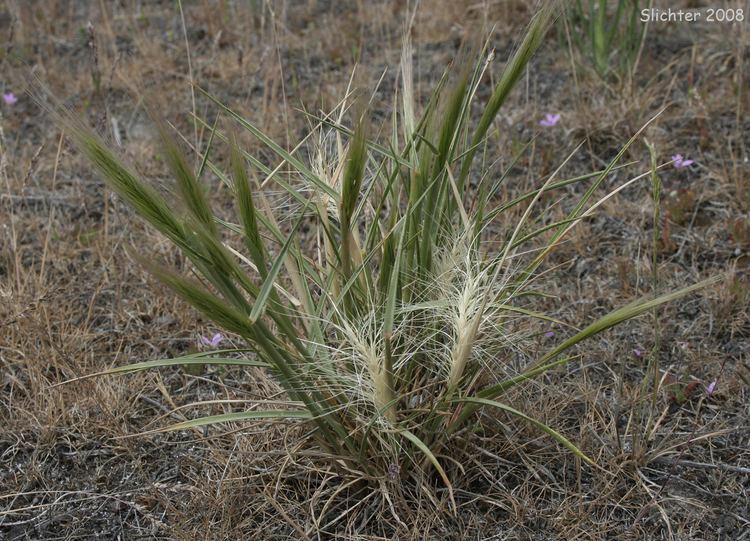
[196,113,220,180]
[509,216,584,250]
[484,356,576,397]
[459,2,555,186]
[249,200,311,324]
[52,350,263,387]
[528,275,721,374]
[401,429,456,511]
[382,212,406,403]
[62,355,270,384]
[197,87,337,198]
[161,409,312,432]
[485,162,636,223]
[231,135,268,277]
[383,220,406,337]
[454,397,594,464]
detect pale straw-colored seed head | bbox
[333,315,396,425]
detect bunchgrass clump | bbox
[49,3,716,505]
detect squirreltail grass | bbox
[45,2,718,507]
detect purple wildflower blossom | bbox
[3,92,18,106]
[199,333,223,347]
[539,113,561,127]
[672,154,694,169]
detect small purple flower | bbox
[3,92,18,106]
[539,113,561,127]
[633,349,643,358]
[544,331,555,338]
[199,333,223,347]
[706,381,717,395]
[672,154,694,169]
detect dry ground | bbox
[1,1,749,539]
